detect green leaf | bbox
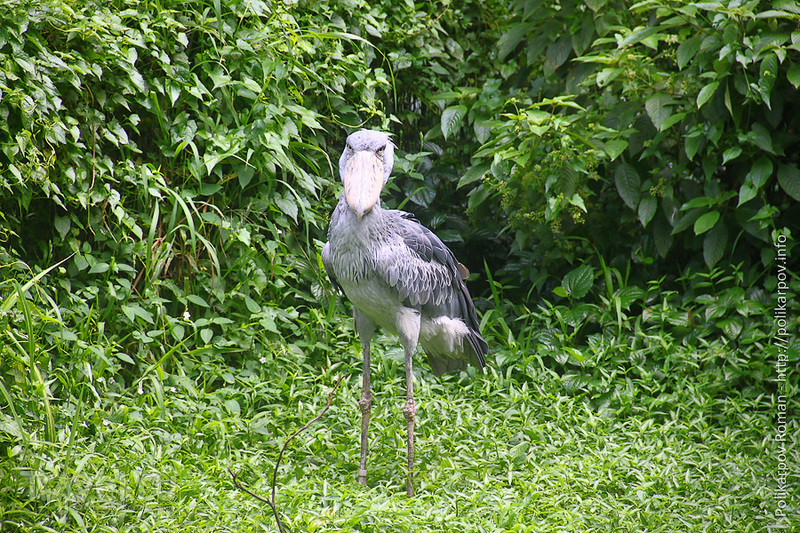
[718,316,743,339]
[777,163,800,201]
[684,132,702,160]
[696,81,719,109]
[458,162,491,188]
[671,209,703,235]
[694,210,720,235]
[54,216,71,240]
[274,193,298,222]
[441,105,467,140]
[615,162,641,210]
[654,215,673,258]
[681,196,716,210]
[722,146,742,165]
[758,52,778,107]
[89,262,110,275]
[677,35,701,69]
[244,295,260,314]
[544,34,572,75]
[660,111,687,132]
[585,0,607,11]
[621,26,661,48]
[121,304,154,324]
[638,195,657,227]
[569,193,587,213]
[237,165,255,189]
[738,183,758,206]
[750,123,774,153]
[747,156,774,190]
[645,93,672,130]
[604,139,628,161]
[498,22,534,60]
[552,286,568,298]
[788,63,800,89]
[562,264,594,299]
[187,294,209,307]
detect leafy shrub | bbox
[442,0,800,296]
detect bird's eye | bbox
[376,146,385,160]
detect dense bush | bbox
[448,0,800,289]
[2,0,797,432]
[1,1,797,530]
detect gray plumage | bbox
[322,130,487,376]
[321,129,488,496]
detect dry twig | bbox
[229,375,346,533]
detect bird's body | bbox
[322,129,488,496]
[324,197,486,375]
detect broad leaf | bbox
[777,163,800,202]
[654,214,673,258]
[638,195,657,227]
[545,34,573,75]
[645,93,672,130]
[441,105,467,140]
[718,316,743,340]
[696,81,719,109]
[748,156,774,190]
[677,35,701,69]
[758,52,778,107]
[604,139,628,161]
[694,210,720,235]
[684,132,702,160]
[615,162,641,209]
[788,63,800,89]
[458,162,491,188]
[750,123,774,153]
[738,183,758,206]
[722,146,742,165]
[498,22,534,60]
[562,264,594,300]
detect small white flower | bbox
[259,356,268,364]
[183,310,191,319]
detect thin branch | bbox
[229,374,346,533]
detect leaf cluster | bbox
[443,0,800,299]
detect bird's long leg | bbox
[354,310,374,487]
[396,308,420,498]
[358,336,372,486]
[403,342,416,497]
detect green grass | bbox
[1,335,795,532]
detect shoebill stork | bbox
[322,129,488,497]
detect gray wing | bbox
[376,211,487,363]
[376,211,460,308]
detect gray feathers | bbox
[323,129,488,375]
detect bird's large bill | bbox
[343,150,384,221]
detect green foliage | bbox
[1,0,797,530]
[2,328,795,531]
[450,0,800,294]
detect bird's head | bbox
[339,129,395,221]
